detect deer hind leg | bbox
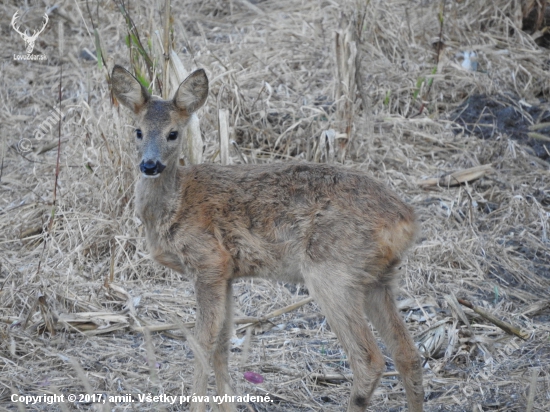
[302,266,386,412]
[191,274,236,412]
[212,281,235,410]
[363,282,424,412]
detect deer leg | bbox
[212,281,235,411]
[363,283,424,412]
[303,267,386,412]
[190,273,234,412]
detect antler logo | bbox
[11,11,49,54]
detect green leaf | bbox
[135,71,151,92]
[413,77,425,101]
[94,29,103,70]
[130,33,140,48]
[383,90,390,106]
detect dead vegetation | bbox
[1,0,549,411]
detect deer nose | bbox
[140,160,166,176]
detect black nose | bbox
[140,160,166,175]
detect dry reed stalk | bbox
[525,367,539,412]
[162,0,171,100]
[218,109,230,165]
[334,18,358,162]
[170,50,204,165]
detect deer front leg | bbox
[213,281,234,401]
[190,270,234,412]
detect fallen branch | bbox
[418,164,493,187]
[131,297,314,334]
[457,298,529,340]
[235,297,313,332]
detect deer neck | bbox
[135,161,180,231]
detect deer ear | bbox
[111,65,150,113]
[173,69,209,114]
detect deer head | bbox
[111,65,209,178]
[11,11,49,54]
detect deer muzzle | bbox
[140,160,166,177]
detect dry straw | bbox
[1,0,549,411]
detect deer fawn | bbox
[111,65,424,412]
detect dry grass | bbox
[1,0,549,411]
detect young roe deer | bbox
[111,65,424,412]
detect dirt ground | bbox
[1,0,549,411]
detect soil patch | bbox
[452,93,550,161]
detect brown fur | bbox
[111,65,424,412]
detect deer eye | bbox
[135,129,143,139]
[168,131,178,141]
